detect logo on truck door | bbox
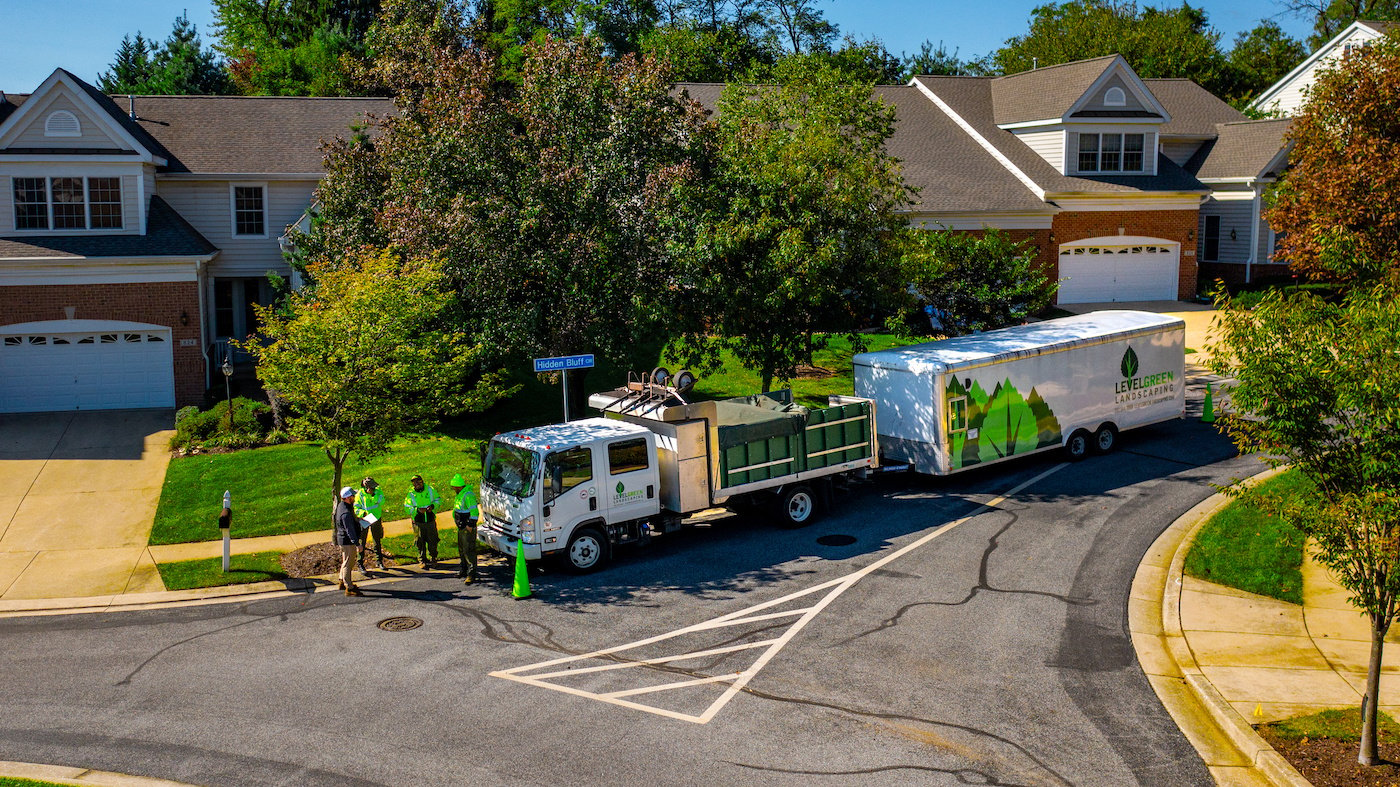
[613,481,644,506]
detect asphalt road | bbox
[0,416,1260,787]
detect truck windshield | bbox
[483,441,538,499]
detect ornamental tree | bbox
[669,56,912,393]
[1266,32,1400,284]
[246,250,512,502]
[1208,280,1400,766]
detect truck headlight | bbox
[519,516,535,533]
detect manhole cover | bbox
[816,534,857,547]
[377,616,423,632]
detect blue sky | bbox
[0,0,1314,92]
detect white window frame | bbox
[1103,87,1127,107]
[230,183,269,239]
[1075,132,1148,174]
[11,175,123,231]
[44,110,81,138]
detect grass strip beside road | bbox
[1184,469,1310,605]
[0,780,79,787]
[1261,708,1400,743]
[154,528,465,590]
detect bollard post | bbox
[219,490,232,572]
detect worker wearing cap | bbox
[355,476,386,570]
[403,474,441,568]
[333,486,363,596]
[450,474,480,584]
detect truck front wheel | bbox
[777,485,818,528]
[1064,431,1091,461]
[564,527,610,573]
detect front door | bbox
[543,446,597,534]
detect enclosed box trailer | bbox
[854,310,1185,476]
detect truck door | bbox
[543,446,597,538]
[605,436,660,520]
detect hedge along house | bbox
[683,54,1290,300]
[0,68,390,413]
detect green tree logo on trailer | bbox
[1121,347,1139,378]
[946,377,1062,470]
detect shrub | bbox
[170,398,273,451]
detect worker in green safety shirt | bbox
[355,476,386,570]
[450,473,480,584]
[403,474,441,568]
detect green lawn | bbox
[1184,470,1312,604]
[153,333,910,545]
[1260,707,1400,743]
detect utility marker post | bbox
[219,490,232,572]
[533,354,595,423]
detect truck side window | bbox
[608,438,649,475]
[545,447,593,503]
[948,397,968,434]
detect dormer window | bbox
[44,110,81,137]
[1077,133,1146,173]
[1103,87,1126,107]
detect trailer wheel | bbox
[564,527,610,573]
[1064,430,1091,461]
[777,485,818,528]
[1091,424,1118,455]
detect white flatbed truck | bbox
[477,389,877,572]
[853,310,1186,475]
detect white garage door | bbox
[0,321,175,413]
[1057,240,1179,304]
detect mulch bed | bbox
[794,364,837,379]
[1259,728,1400,786]
[279,542,414,577]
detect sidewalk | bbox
[1133,470,1392,785]
[147,516,420,563]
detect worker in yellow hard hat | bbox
[451,473,480,584]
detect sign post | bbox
[219,490,232,572]
[533,354,596,422]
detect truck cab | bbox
[477,418,662,572]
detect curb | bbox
[0,760,199,786]
[1129,466,1311,786]
[0,562,460,618]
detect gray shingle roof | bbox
[989,56,1119,125]
[0,196,216,258]
[1185,118,1292,180]
[1141,79,1245,135]
[1358,20,1400,34]
[914,75,1209,196]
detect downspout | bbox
[1246,180,1261,284]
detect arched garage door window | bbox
[0,320,175,413]
[1056,236,1179,304]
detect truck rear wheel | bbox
[564,527,609,573]
[1064,430,1091,461]
[776,485,818,528]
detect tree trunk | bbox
[760,365,774,395]
[327,447,346,511]
[1360,626,1385,765]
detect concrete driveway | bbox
[1060,299,1218,371]
[0,410,173,599]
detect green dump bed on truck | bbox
[718,398,873,487]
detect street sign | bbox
[533,354,595,373]
[534,354,595,421]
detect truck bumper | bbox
[478,525,544,561]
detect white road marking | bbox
[491,463,1068,723]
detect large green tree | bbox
[214,0,380,95]
[300,23,714,395]
[248,249,511,499]
[1226,21,1307,108]
[1279,0,1400,48]
[1266,32,1400,283]
[99,13,230,95]
[670,57,911,392]
[1208,281,1400,766]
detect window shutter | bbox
[1066,132,1078,174]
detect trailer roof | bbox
[854,310,1185,373]
[496,417,651,450]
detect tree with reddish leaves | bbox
[1267,32,1400,284]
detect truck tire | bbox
[1064,430,1091,461]
[564,527,609,573]
[776,485,818,528]
[1091,424,1117,455]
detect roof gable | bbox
[991,55,1119,126]
[0,69,162,162]
[1063,59,1171,124]
[1252,20,1391,111]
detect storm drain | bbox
[815,534,857,547]
[377,616,423,632]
